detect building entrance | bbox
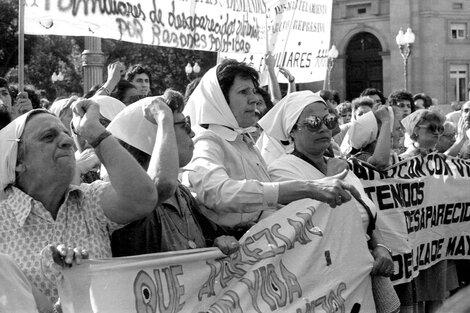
[346,32,383,101]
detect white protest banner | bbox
[220,0,333,84]
[24,0,267,54]
[348,154,470,285]
[59,198,375,313]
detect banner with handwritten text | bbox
[349,153,470,285]
[220,0,333,83]
[24,0,267,54]
[59,198,375,313]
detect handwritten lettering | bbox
[295,283,347,313]
[59,0,146,20]
[364,182,425,210]
[240,261,302,312]
[133,265,185,313]
[116,17,144,42]
[392,238,445,281]
[274,1,327,15]
[404,202,470,233]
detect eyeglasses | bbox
[174,116,192,134]
[297,114,338,132]
[417,124,444,135]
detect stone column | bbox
[81,36,106,95]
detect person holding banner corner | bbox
[0,99,161,305]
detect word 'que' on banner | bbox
[59,198,375,313]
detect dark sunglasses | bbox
[418,123,444,135]
[297,114,338,132]
[174,116,192,134]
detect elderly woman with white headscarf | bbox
[183,59,359,236]
[261,91,398,312]
[0,100,160,306]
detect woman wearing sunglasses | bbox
[399,109,446,159]
[261,91,398,313]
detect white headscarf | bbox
[106,96,159,155]
[0,109,50,190]
[258,90,326,142]
[183,65,252,134]
[49,97,72,117]
[90,95,126,121]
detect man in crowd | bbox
[125,64,152,97]
[0,96,175,305]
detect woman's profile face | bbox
[227,75,259,128]
[291,102,334,155]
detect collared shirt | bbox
[111,184,210,256]
[184,126,279,230]
[0,181,121,303]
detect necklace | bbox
[161,188,198,249]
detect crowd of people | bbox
[1,57,470,313]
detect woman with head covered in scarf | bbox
[0,98,162,305]
[183,59,360,237]
[261,91,398,312]
[106,89,239,255]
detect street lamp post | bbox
[396,27,415,90]
[324,45,339,90]
[185,61,201,82]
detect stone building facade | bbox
[327,0,470,105]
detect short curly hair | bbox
[388,89,414,112]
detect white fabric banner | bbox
[220,0,333,83]
[349,154,470,285]
[24,0,267,54]
[59,198,375,313]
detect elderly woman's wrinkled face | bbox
[414,120,444,149]
[16,113,75,185]
[291,102,337,155]
[228,75,258,128]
